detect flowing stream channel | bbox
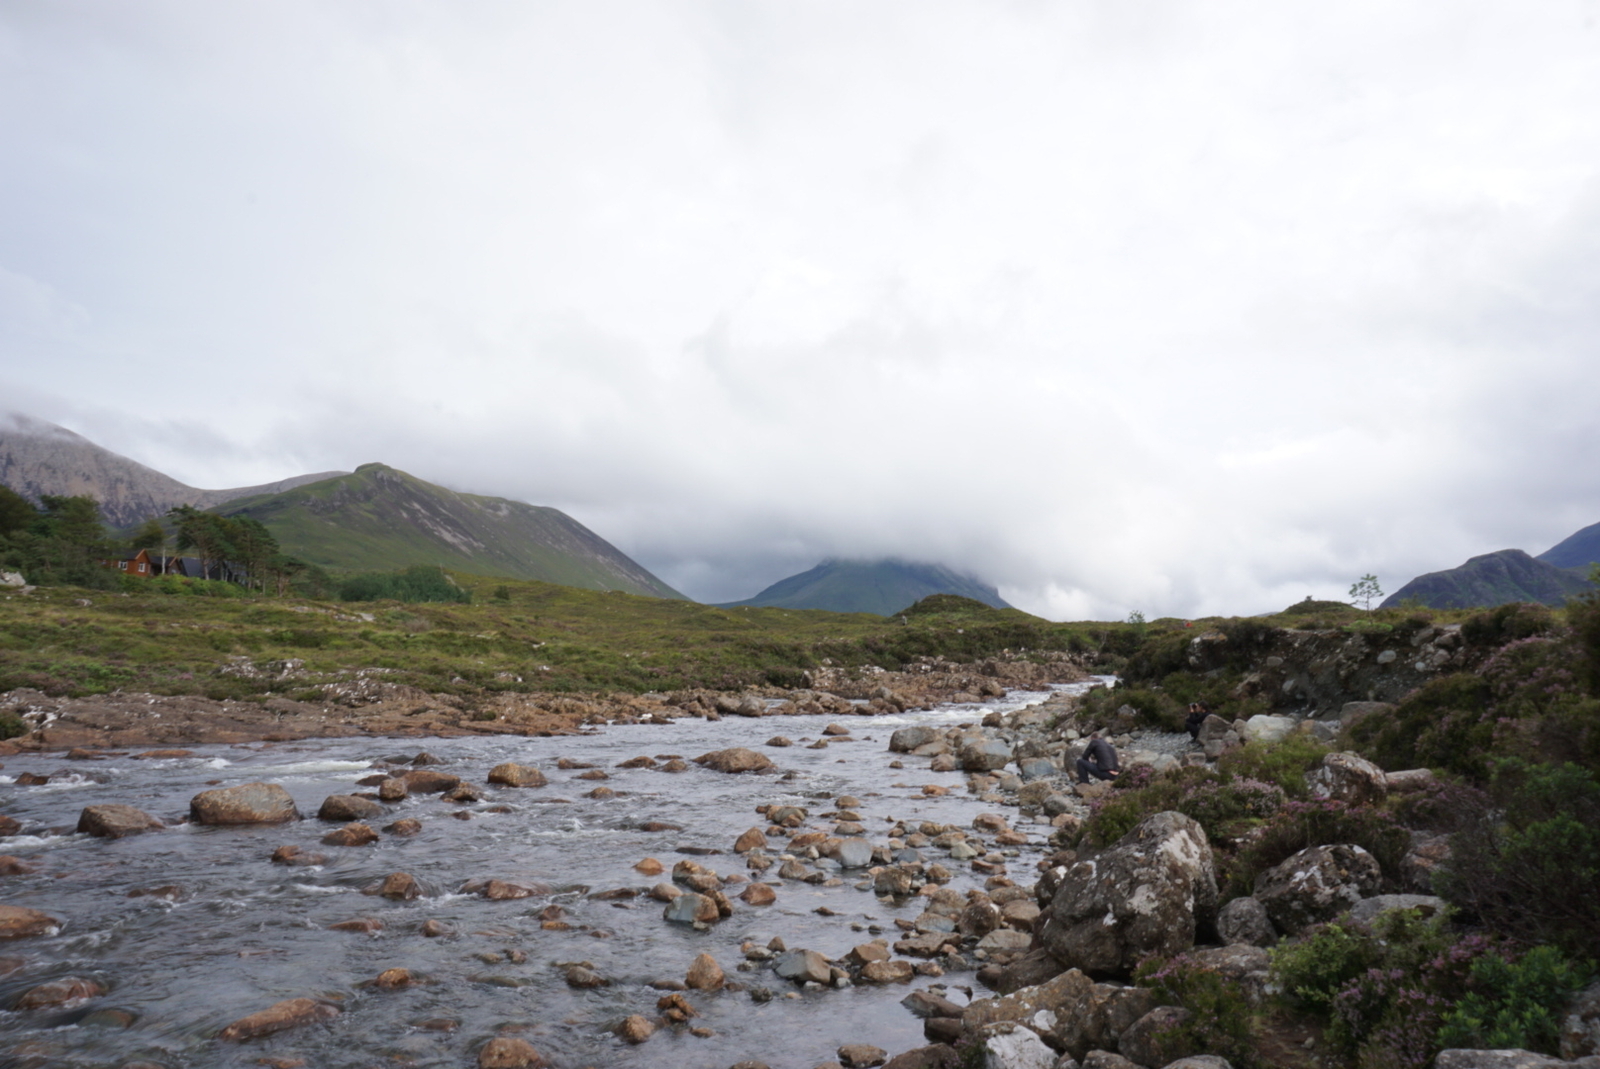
[0,682,1098,1069]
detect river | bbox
[0,682,1097,1069]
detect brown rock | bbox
[734,827,768,853]
[328,918,383,933]
[0,855,37,875]
[1116,1005,1196,1068]
[685,951,725,990]
[487,763,547,788]
[861,960,915,983]
[739,882,777,906]
[384,818,422,836]
[477,1036,545,1068]
[378,778,408,801]
[374,872,422,900]
[0,905,59,938]
[838,1044,888,1067]
[217,997,339,1040]
[482,880,538,900]
[317,795,384,822]
[190,782,300,825]
[693,747,774,773]
[321,822,379,847]
[133,749,195,759]
[849,942,891,965]
[420,919,451,937]
[657,991,698,1020]
[400,769,460,793]
[961,967,1156,1061]
[0,814,20,836]
[616,755,657,769]
[576,769,610,780]
[635,857,665,875]
[616,1014,655,1044]
[371,968,413,989]
[883,1045,961,1069]
[15,976,104,1008]
[565,965,609,988]
[270,844,327,867]
[77,804,163,839]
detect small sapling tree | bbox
[1349,574,1383,611]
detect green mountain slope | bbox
[722,559,1011,616]
[217,463,684,599]
[1538,520,1600,571]
[1380,548,1593,610]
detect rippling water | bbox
[0,683,1094,1068]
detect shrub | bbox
[1435,760,1600,958]
[338,566,471,604]
[1217,734,1329,798]
[0,711,25,739]
[1135,952,1258,1068]
[1461,602,1555,647]
[491,585,511,601]
[1435,945,1594,1055]
[1225,799,1410,897]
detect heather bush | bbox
[1435,945,1594,1055]
[1081,765,1285,849]
[1217,733,1329,798]
[1225,798,1410,897]
[1436,760,1600,958]
[1461,602,1556,647]
[1135,952,1259,1068]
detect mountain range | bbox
[1380,548,1593,610]
[720,559,1011,616]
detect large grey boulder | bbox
[1116,1006,1195,1069]
[1306,752,1388,807]
[190,782,300,825]
[890,726,939,753]
[959,737,1013,772]
[1183,945,1272,1004]
[1253,843,1381,935]
[961,967,1156,1061]
[971,1023,1056,1069]
[774,949,832,984]
[1563,980,1600,1060]
[1215,896,1275,947]
[837,837,874,868]
[1242,715,1295,744]
[1040,812,1217,976]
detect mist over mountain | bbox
[0,414,345,528]
[721,559,1010,616]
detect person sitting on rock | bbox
[1185,702,1211,742]
[1076,732,1120,784]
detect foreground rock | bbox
[477,1036,547,1068]
[693,747,774,773]
[1040,811,1217,975]
[77,804,163,838]
[216,997,339,1040]
[1253,843,1382,935]
[190,782,300,824]
[962,967,1157,1061]
[0,905,60,938]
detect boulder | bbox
[1563,980,1600,1059]
[321,822,379,847]
[883,1047,961,1069]
[693,748,774,773]
[14,976,103,1008]
[0,905,61,938]
[902,990,968,1019]
[1195,715,1233,746]
[837,837,874,868]
[77,804,163,839]
[317,795,384,822]
[1306,752,1388,807]
[487,763,547,787]
[217,997,339,1040]
[400,769,460,793]
[958,737,1012,772]
[1017,756,1057,781]
[1242,715,1296,744]
[1183,944,1273,1004]
[775,949,832,984]
[1215,896,1276,947]
[961,967,1156,1060]
[189,782,300,824]
[685,951,725,990]
[1253,843,1382,935]
[1040,812,1217,976]
[373,872,422,900]
[861,960,916,983]
[1402,833,1452,893]
[616,1014,655,1044]
[1116,1006,1196,1069]
[890,726,939,753]
[378,778,408,801]
[663,892,719,924]
[477,1036,546,1068]
[734,827,768,853]
[839,1043,889,1068]
[740,882,776,906]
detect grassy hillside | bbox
[218,463,683,599]
[723,559,1011,615]
[1381,548,1592,609]
[0,577,1087,701]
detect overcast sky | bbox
[4,1,1600,618]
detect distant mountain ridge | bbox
[1382,548,1592,610]
[0,414,346,527]
[217,463,684,598]
[1538,521,1600,571]
[723,559,1010,616]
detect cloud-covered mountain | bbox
[721,559,1010,616]
[0,414,345,528]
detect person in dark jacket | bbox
[1076,732,1120,784]
[1185,702,1211,741]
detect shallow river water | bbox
[0,683,1096,1069]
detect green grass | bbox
[0,576,1094,699]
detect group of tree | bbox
[0,486,322,596]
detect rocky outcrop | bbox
[189,782,300,825]
[960,968,1157,1061]
[1253,844,1382,935]
[1040,812,1217,976]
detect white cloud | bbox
[4,1,1600,616]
